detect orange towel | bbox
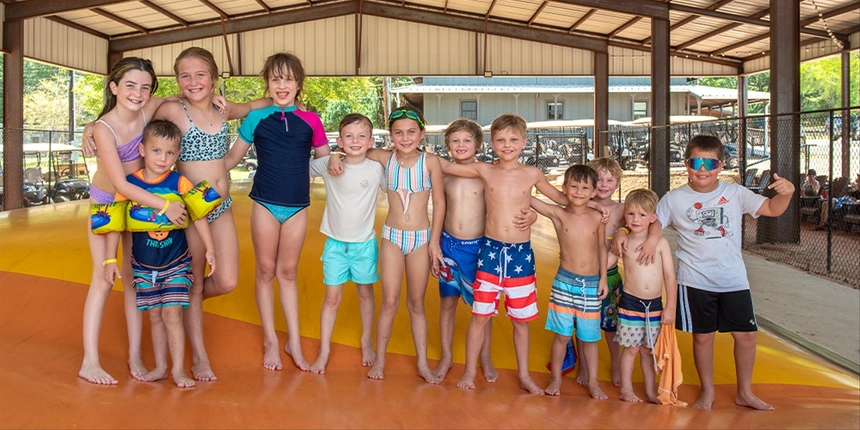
[653,327,688,407]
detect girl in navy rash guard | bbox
[225,53,329,372]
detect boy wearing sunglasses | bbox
[612,135,793,411]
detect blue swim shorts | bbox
[321,237,379,286]
[545,268,601,342]
[438,230,481,306]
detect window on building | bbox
[460,100,478,121]
[547,102,563,120]
[633,101,648,120]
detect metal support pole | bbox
[594,51,609,157]
[3,20,25,211]
[841,51,851,179]
[650,17,670,197]
[827,110,834,274]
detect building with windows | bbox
[393,76,769,126]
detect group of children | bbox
[83,50,793,412]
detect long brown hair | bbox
[98,57,158,119]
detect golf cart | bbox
[0,143,90,207]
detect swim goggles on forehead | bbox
[388,109,425,129]
[686,157,722,171]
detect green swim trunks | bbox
[600,265,624,332]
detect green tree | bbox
[74,72,104,123]
[23,74,71,130]
[800,52,860,111]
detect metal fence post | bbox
[827,110,834,274]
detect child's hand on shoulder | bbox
[513,208,537,231]
[587,201,611,224]
[327,154,344,176]
[767,173,795,196]
[104,261,121,286]
[661,307,675,326]
[212,95,228,113]
[597,278,608,300]
[610,229,628,258]
[634,238,658,266]
[205,250,217,277]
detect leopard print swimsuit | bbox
[177,99,228,162]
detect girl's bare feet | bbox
[611,362,621,387]
[140,366,168,382]
[735,392,774,411]
[361,345,376,367]
[519,375,545,395]
[128,356,149,380]
[588,382,608,400]
[544,376,562,396]
[173,370,196,388]
[647,393,660,405]
[309,351,329,374]
[191,360,217,381]
[620,389,642,403]
[481,362,499,382]
[418,365,441,384]
[576,366,588,386]
[262,340,283,371]
[368,360,385,380]
[457,372,476,390]
[283,342,310,371]
[79,361,118,385]
[431,358,452,381]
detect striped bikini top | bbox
[95,111,146,163]
[386,151,431,213]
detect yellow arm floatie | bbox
[126,193,188,232]
[182,180,223,221]
[90,201,129,234]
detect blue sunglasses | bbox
[388,109,425,129]
[686,157,721,171]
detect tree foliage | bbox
[800,52,859,111]
[23,74,73,130]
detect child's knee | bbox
[693,332,715,346]
[275,265,298,282]
[406,298,425,315]
[161,306,183,325]
[732,331,757,346]
[256,263,277,281]
[440,296,459,312]
[381,297,399,311]
[355,285,374,301]
[148,309,164,323]
[323,291,342,308]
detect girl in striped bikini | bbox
[328,107,446,383]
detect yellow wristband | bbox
[103,258,117,266]
[157,199,170,216]
[616,226,630,235]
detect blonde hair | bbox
[624,189,659,214]
[587,157,623,181]
[173,47,219,83]
[260,52,306,101]
[445,118,483,151]
[490,113,527,141]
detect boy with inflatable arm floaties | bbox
[101,120,218,388]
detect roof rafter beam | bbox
[91,7,150,34]
[46,16,110,39]
[110,1,359,52]
[741,32,858,62]
[552,0,668,19]
[642,15,699,44]
[711,33,768,56]
[674,7,770,50]
[670,3,847,41]
[140,0,190,26]
[799,3,860,28]
[528,1,549,26]
[5,0,132,21]
[608,16,641,38]
[362,2,607,52]
[609,40,742,70]
[198,0,229,19]
[568,8,596,32]
[254,0,273,13]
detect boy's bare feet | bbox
[588,382,608,400]
[309,351,329,374]
[735,392,774,411]
[611,362,621,387]
[361,345,376,367]
[620,389,642,403]
[418,365,441,384]
[457,371,476,390]
[481,363,499,382]
[128,356,148,380]
[647,393,660,405]
[576,366,588,386]
[284,343,310,371]
[79,362,118,385]
[431,358,452,381]
[692,388,715,409]
[544,376,562,396]
[367,360,385,380]
[140,366,168,382]
[191,360,217,381]
[173,370,196,388]
[519,375,545,395]
[262,341,283,371]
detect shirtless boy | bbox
[441,113,606,395]
[615,189,676,403]
[531,164,608,400]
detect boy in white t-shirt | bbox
[308,113,385,374]
[612,135,793,411]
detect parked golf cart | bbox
[37,143,92,202]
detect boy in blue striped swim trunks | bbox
[613,189,676,404]
[530,165,608,400]
[104,121,216,388]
